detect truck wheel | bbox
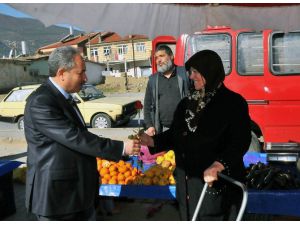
[248,131,262,152]
[91,113,112,128]
[17,116,24,130]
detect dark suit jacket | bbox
[143,66,191,133]
[24,80,124,216]
[151,84,251,220]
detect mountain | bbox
[0,13,81,57]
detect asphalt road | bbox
[0,121,18,130]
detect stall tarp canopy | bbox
[9,3,300,38]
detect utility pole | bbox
[130,35,136,77]
[124,57,128,90]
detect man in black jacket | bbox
[24,46,140,220]
[144,45,190,136]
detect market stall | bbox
[0,160,22,219]
[98,152,300,217]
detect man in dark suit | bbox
[24,46,140,220]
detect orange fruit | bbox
[100,167,109,177]
[118,165,128,173]
[109,165,117,173]
[101,160,111,168]
[97,159,101,166]
[111,175,118,181]
[125,176,134,185]
[117,173,125,181]
[108,178,117,185]
[124,170,131,178]
[131,170,137,176]
[118,180,125,185]
[110,171,118,177]
[125,162,132,169]
[101,178,108,184]
[103,174,111,180]
[118,160,125,166]
[131,167,139,176]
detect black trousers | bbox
[178,177,242,221]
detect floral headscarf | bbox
[184,50,225,132]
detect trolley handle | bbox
[192,172,248,221]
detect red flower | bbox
[135,100,143,110]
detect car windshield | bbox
[5,89,35,102]
[77,85,105,101]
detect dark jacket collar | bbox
[44,79,86,129]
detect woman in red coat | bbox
[140,50,251,220]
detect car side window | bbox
[5,89,34,102]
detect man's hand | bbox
[203,161,225,187]
[145,127,156,136]
[139,132,154,147]
[124,138,141,156]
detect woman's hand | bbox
[139,132,154,147]
[203,161,225,187]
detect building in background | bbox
[86,32,152,77]
[36,31,105,85]
[0,56,48,93]
[37,32,100,56]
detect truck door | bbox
[234,31,266,139]
[264,31,300,144]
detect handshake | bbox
[123,129,155,156]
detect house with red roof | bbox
[86,32,152,77]
[35,32,106,85]
[37,32,100,56]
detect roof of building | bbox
[0,58,31,64]
[38,32,100,51]
[87,32,149,46]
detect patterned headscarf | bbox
[184,50,225,132]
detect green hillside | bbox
[0,13,81,57]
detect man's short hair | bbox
[48,46,79,77]
[155,45,173,57]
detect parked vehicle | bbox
[152,26,300,163]
[0,84,139,129]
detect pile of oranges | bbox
[97,158,140,185]
[97,156,176,186]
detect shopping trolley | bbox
[192,172,248,221]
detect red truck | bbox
[152,26,300,164]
